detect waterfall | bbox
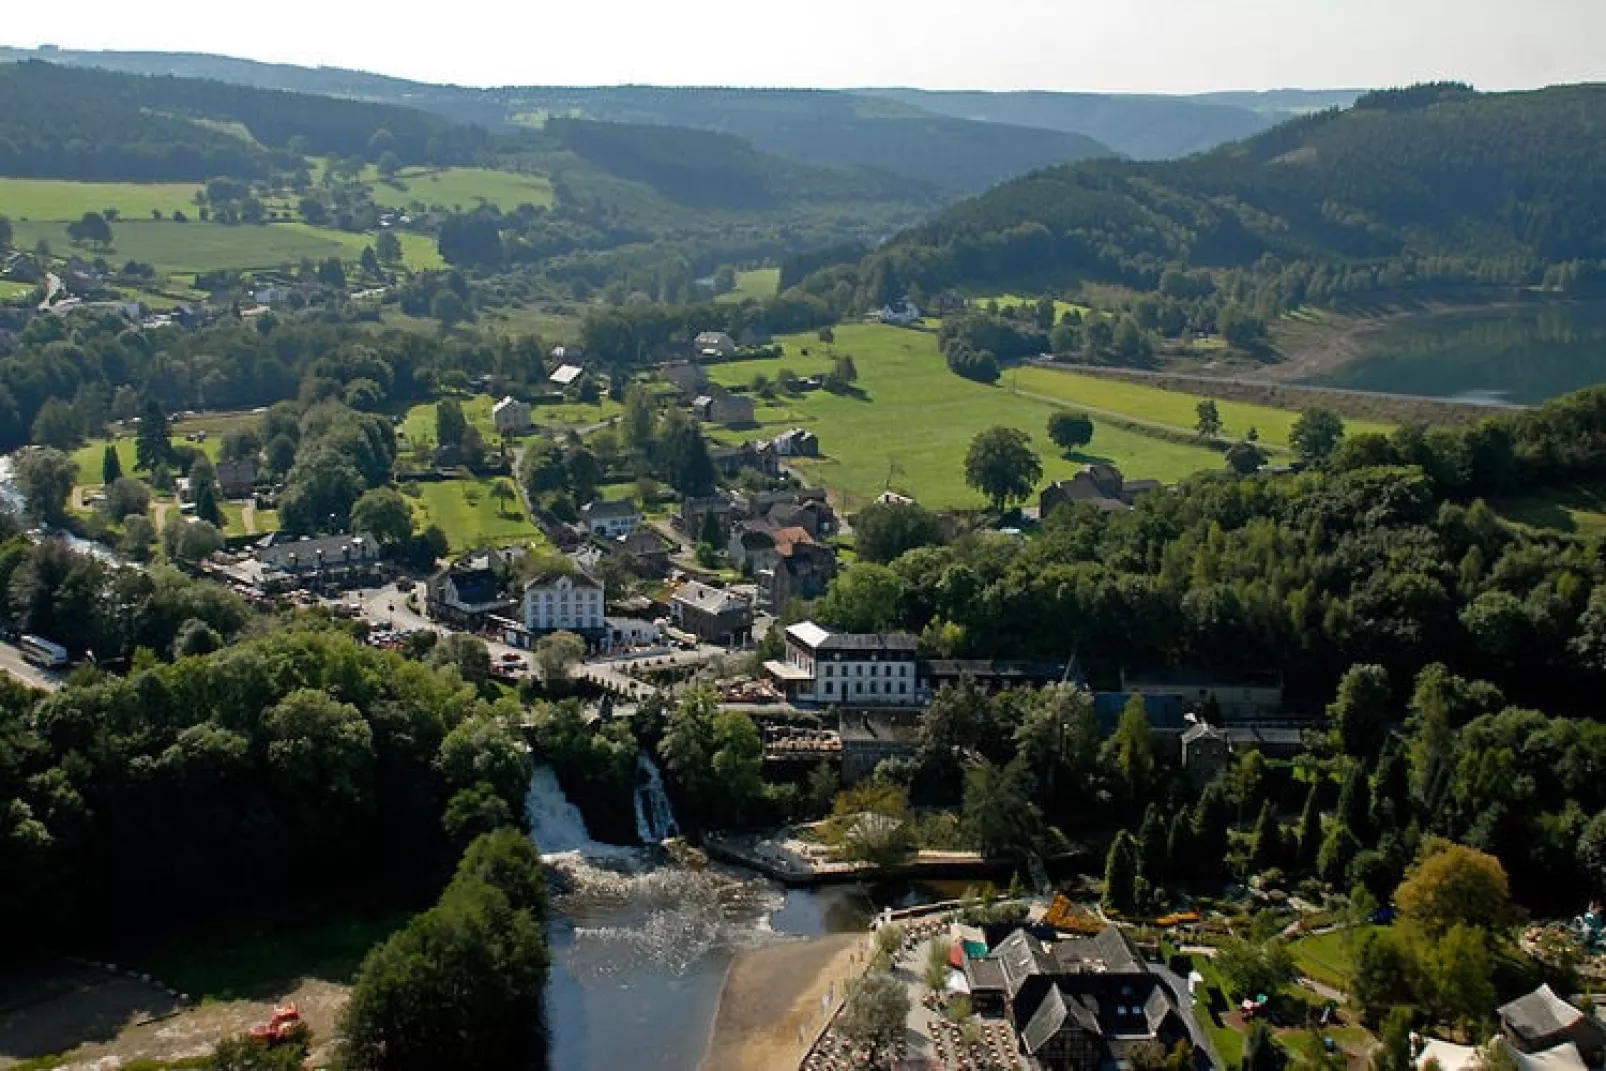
[526,765,630,859]
[634,751,681,843]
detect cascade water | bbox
[633,751,680,843]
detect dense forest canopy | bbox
[807,83,1606,314]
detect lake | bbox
[1305,302,1606,405]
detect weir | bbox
[634,751,680,843]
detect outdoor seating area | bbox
[926,1015,1022,1070]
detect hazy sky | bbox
[7,0,1605,93]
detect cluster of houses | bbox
[1040,464,1162,518]
[679,486,840,611]
[1413,984,1606,1071]
[761,618,1303,783]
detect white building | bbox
[492,396,533,436]
[523,568,606,634]
[548,364,584,388]
[877,300,921,326]
[605,616,663,650]
[579,498,641,539]
[764,620,920,706]
[694,331,736,358]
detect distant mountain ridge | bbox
[854,87,1364,159]
[0,46,1363,184]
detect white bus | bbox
[19,634,69,670]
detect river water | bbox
[1305,301,1606,405]
[529,766,897,1071]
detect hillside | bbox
[0,47,1117,192]
[856,87,1361,159]
[819,83,1606,311]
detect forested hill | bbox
[816,83,1606,310]
[0,61,485,181]
[0,48,1118,192]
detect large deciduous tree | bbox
[963,426,1042,513]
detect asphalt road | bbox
[0,642,63,692]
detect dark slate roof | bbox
[816,632,918,653]
[1501,985,1586,1040]
[524,567,602,590]
[1021,985,1069,1056]
[447,568,502,606]
[1051,926,1146,976]
[1144,985,1178,1034]
[964,955,1007,993]
[1182,721,1230,745]
[257,532,377,570]
[582,498,640,520]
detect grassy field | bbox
[68,411,261,487]
[702,324,1223,510]
[367,167,554,211]
[1014,366,1393,448]
[1494,488,1606,536]
[400,395,620,453]
[717,268,781,303]
[406,477,540,551]
[1288,927,1373,991]
[0,177,202,221]
[0,280,35,301]
[971,293,1091,320]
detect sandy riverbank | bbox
[700,932,865,1071]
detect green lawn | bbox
[367,167,554,211]
[1014,366,1394,448]
[716,267,781,303]
[400,395,620,454]
[1494,488,1606,536]
[12,218,441,275]
[1289,927,1371,991]
[0,177,203,221]
[69,411,261,488]
[702,324,1224,511]
[407,477,542,551]
[0,280,34,301]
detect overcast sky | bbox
[7,0,1605,93]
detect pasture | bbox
[68,410,261,487]
[716,268,781,303]
[1013,366,1393,448]
[703,324,1223,510]
[366,167,555,211]
[0,178,202,221]
[405,477,540,551]
[400,395,620,453]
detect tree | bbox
[1109,694,1155,802]
[534,631,586,686]
[1215,937,1294,1001]
[1191,778,1231,885]
[1350,929,1416,1026]
[1297,784,1322,868]
[1291,408,1346,464]
[431,290,469,328]
[193,473,224,528]
[962,761,1040,858]
[657,413,715,497]
[853,500,942,564]
[30,398,82,450]
[429,633,492,687]
[102,476,151,521]
[443,784,516,848]
[1225,440,1269,475]
[1048,411,1095,451]
[66,211,113,247]
[1329,663,1390,757]
[135,398,171,472]
[1103,830,1139,913]
[836,972,910,1067]
[491,478,518,517]
[1424,924,1495,1029]
[1395,839,1513,936]
[437,717,531,812]
[1249,800,1281,872]
[376,150,401,178]
[1138,804,1169,886]
[14,448,77,524]
[162,517,223,564]
[622,384,656,455]
[374,229,403,266]
[1578,810,1606,894]
[963,426,1042,512]
[349,487,415,550]
[1195,399,1223,439]
[101,444,123,486]
[435,398,468,451]
[1242,1021,1287,1071]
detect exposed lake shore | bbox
[700,932,865,1071]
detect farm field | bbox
[366,167,555,211]
[704,324,1223,510]
[717,268,781,303]
[0,177,202,221]
[405,477,540,551]
[1013,366,1394,448]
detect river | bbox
[1305,301,1606,405]
[527,765,944,1071]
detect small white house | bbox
[523,569,606,633]
[877,300,921,326]
[694,331,736,358]
[579,498,641,539]
[605,616,662,650]
[548,364,584,388]
[492,396,533,436]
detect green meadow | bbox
[406,477,542,551]
[1013,366,1394,448]
[400,394,621,454]
[367,167,555,211]
[971,293,1091,320]
[704,324,1223,510]
[716,268,781,303]
[0,177,203,221]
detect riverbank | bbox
[700,933,865,1071]
[703,831,1021,887]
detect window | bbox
[825,682,834,694]
[824,665,833,677]
[855,682,862,694]
[869,682,877,694]
[900,682,908,694]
